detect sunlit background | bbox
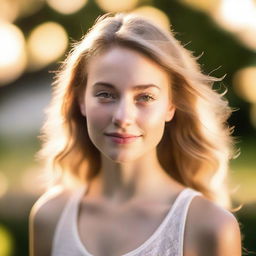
[0,0,255,255]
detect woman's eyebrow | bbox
[93,82,160,90]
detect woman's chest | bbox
[77,201,172,256]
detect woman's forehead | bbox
[86,46,171,87]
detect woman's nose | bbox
[112,97,135,128]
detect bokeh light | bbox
[0,0,44,22]
[0,0,19,22]
[95,0,139,12]
[27,22,68,71]
[17,0,45,18]
[0,21,27,86]
[233,66,256,103]
[179,0,221,14]
[214,0,256,32]
[236,27,256,51]
[46,0,88,15]
[0,225,13,256]
[132,6,171,31]
[212,0,256,50]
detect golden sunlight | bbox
[132,6,170,31]
[95,0,139,12]
[27,22,68,70]
[236,27,256,51]
[179,0,221,14]
[233,66,256,104]
[214,0,256,31]
[0,0,19,22]
[0,0,44,22]
[46,0,88,15]
[0,22,27,85]
[212,0,256,50]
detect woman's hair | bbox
[37,13,237,209]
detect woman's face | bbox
[79,46,175,163]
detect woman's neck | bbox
[86,150,180,205]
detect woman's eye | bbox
[95,92,116,101]
[136,94,156,103]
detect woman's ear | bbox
[165,104,175,122]
[78,96,86,117]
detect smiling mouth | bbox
[104,133,142,144]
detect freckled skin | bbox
[80,46,175,163]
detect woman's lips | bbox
[104,133,141,144]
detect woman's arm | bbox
[199,208,241,256]
[29,186,69,256]
[185,196,242,256]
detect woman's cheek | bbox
[140,106,167,128]
[86,105,111,131]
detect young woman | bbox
[29,13,241,256]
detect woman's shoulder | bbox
[185,195,241,256]
[29,185,73,256]
[30,185,73,224]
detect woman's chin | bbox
[104,152,139,164]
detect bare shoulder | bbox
[29,185,72,256]
[184,195,242,256]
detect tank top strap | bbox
[123,188,202,256]
[52,186,202,256]
[51,185,90,256]
[165,188,202,256]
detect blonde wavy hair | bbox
[37,13,237,209]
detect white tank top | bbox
[51,186,201,256]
